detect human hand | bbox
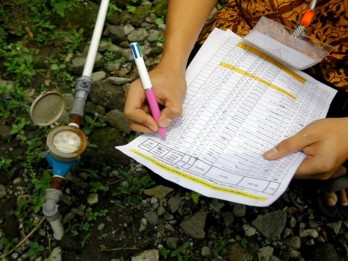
[263,118,348,180]
[123,62,187,133]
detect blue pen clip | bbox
[130,42,142,59]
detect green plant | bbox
[235,235,249,248]
[13,170,51,222]
[107,3,122,17]
[87,209,108,222]
[99,244,107,251]
[126,5,137,13]
[10,117,30,136]
[112,168,155,207]
[103,50,118,63]
[89,181,109,193]
[70,222,90,236]
[67,205,108,247]
[0,42,38,85]
[0,157,13,172]
[0,237,19,255]
[51,28,85,52]
[83,113,106,135]
[212,240,229,258]
[26,241,45,257]
[0,83,30,120]
[24,0,82,44]
[49,0,81,17]
[159,242,194,261]
[31,171,52,213]
[49,57,75,86]
[157,35,165,44]
[25,136,47,175]
[155,17,164,26]
[190,191,201,204]
[15,200,30,220]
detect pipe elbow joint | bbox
[43,189,62,221]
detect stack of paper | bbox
[116,29,336,207]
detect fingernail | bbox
[160,118,172,128]
[264,147,278,158]
[342,202,348,207]
[149,124,158,132]
[327,198,336,206]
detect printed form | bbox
[116,29,337,207]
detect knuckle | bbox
[123,109,131,119]
[279,139,293,152]
[170,107,183,117]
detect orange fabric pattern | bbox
[199,0,348,90]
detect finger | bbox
[326,192,338,206]
[129,121,157,133]
[263,132,314,160]
[340,188,348,206]
[158,108,180,128]
[125,109,158,132]
[124,82,146,112]
[295,164,346,180]
[158,100,184,128]
[124,82,158,131]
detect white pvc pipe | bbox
[49,219,64,240]
[43,189,64,240]
[82,0,110,77]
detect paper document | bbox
[116,29,337,207]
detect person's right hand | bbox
[123,61,187,133]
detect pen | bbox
[130,42,167,139]
[291,0,317,38]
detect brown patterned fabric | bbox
[199,0,348,90]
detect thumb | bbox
[158,103,183,128]
[263,134,310,160]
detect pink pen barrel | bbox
[145,89,167,139]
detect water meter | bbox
[30,91,87,162]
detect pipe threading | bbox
[50,176,65,190]
[69,114,83,127]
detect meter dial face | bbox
[52,130,82,154]
[47,125,88,162]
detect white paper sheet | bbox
[116,29,337,207]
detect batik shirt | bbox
[199,0,348,90]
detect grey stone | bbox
[0,184,7,199]
[284,236,301,250]
[48,247,63,261]
[258,246,274,261]
[105,109,131,134]
[179,210,207,239]
[233,204,246,217]
[108,76,132,85]
[105,25,126,44]
[144,185,173,199]
[91,71,107,82]
[168,193,182,213]
[144,211,159,225]
[311,243,341,261]
[89,79,125,111]
[252,210,287,241]
[127,28,149,42]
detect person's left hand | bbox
[263,117,348,180]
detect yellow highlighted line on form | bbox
[220,62,297,100]
[237,42,306,84]
[131,149,268,202]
